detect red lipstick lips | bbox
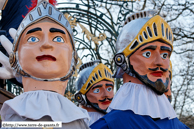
[101,101,111,105]
[151,71,163,77]
[36,55,56,61]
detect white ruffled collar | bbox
[107,82,177,120]
[0,90,89,123]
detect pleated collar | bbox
[107,82,177,119]
[0,90,89,123]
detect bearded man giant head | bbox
[113,10,173,95]
[75,61,114,114]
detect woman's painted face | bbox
[129,41,171,94]
[18,21,73,79]
[86,80,114,112]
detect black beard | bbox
[138,74,169,95]
[129,64,169,95]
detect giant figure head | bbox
[114,10,173,95]
[75,61,114,114]
[8,0,77,93]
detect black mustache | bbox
[160,67,168,72]
[99,98,113,102]
[149,67,168,72]
[148,67,159,71]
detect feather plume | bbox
[22,0,57,18]
[49,0,57,6]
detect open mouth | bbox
[101,101,111,105]
[151,71,163,77]
[36,55,56,61]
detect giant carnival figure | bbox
[0,0,90,128]
[75,60,114,125]
[90,10,189,129]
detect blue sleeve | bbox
[90,118,109,129]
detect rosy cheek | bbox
[94,94,101,100]
[87,94,98,102]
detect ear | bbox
[75,92,87,106]
[114,52,131,74]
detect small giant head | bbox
[86,80,114,113]
[75,61,114,114]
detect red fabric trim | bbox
[27,0,38,13]
[49,0,57,6]
[24,0,57,17]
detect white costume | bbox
[107,82,177,119]
[1,90,89,129]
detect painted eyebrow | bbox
[160,46,172,52]
[27,27,42,35]
[106,84,114,87]
[92,84,103,90]
[141,45,157,51]
[50,28,66,34]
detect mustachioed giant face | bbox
[86,80,114,113]
[129,41,171,95]
[18,19,73,79]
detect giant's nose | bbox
[101,87,109,98]
[40,39,53,51]
[153,52,164,67]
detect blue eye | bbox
[143,51,151,58]
[53,36,64,43]
[107,87,112,92]
[161,53,168,59]
[28,36,39,42]
[93,88,100,93]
